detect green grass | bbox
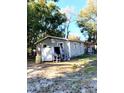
[82,54,97,60]
[72,54,97,61]
[27,58,35,64]
[84,66,97,74]
[72,54,97,74]
[71,54,97,68]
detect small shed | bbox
[35,36,85,62]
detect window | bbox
[43,44,47,48]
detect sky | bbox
[56,0,88,41]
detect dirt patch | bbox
[27,59,97,93]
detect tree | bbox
[27,0,67,50]
[77,0,97,43]
[60,6,76,39]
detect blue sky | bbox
[56,0,88,41]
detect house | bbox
[35,36,85,62]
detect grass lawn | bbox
[72,54,97,61]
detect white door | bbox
[42,47,53,61]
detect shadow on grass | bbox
[27,60,97,93]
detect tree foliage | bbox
[77,0,97,42]
[27,0,67,49]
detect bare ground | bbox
[27,56,97,93]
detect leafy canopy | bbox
[27,0,67,49]
[77,0,97,42]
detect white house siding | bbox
[39,38,70,61]
[36,37,85,61]
[40,38,69,53]
[69,41,84,58]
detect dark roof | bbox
[35,36,84,45]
